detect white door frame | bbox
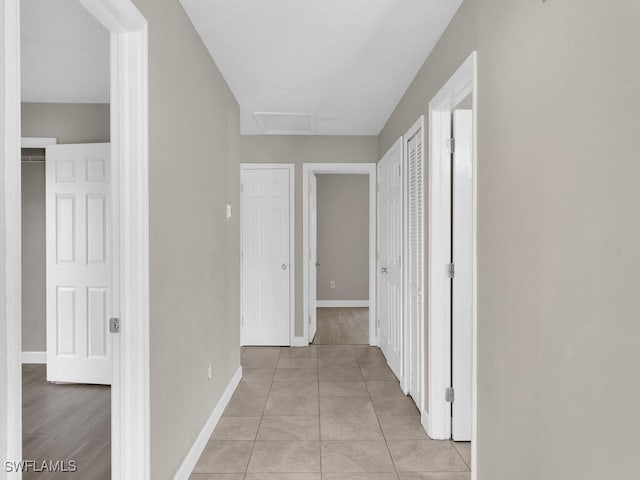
[240,163,296,346]
[427,50,477,471]
[1,1,150,478]
[302,163,377,346]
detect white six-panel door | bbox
[406,121,425,406]
[377,138,403,380]
[452,110,473,440]
[45,143,112,385]
[241,166,292,346]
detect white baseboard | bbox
[22,351,46,364]
[316,300,369,308]
[422,409,431,438]
[291,337,309,347]
[174,366,243,480]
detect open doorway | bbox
[427,51,477,477]
[1,0,149,477]
[313,173,370,345]
[302,163,377,346]
[21,1,112,475]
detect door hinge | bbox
[446,387,454,403]
[109,317,120,333]
[446,138,456,154]
[397,164,401,177]
[447,263,455,279]
[240,183,243,192]
[241,317,244,326]
[377,182,380,192]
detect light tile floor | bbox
[192,345,471,480]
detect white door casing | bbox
[377,138,403,380]
[241,166,292,346]
[46,143,112,385]
[452,109,473,441]
[308,173,318,341]
[405,117,425,407]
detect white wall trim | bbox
[1,1,23,475]
[302,163,377,347]
[173,366,242,480]
[21,351,46,364]
[290,337,309,347]
[427,51,477,479]
[240,163,295,346]
[316,300,369,308]
[20,137,57,148]
[1,2,150,479]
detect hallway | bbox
[191,345,470,479]
[313,308,369,345]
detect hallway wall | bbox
[132,0,242,477]
[242,135,378,337]
[379,0,640,478]
[316,174,369,302]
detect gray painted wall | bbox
[22,102,110,143]
[21,162,45,352]
[20,102,110,353]
[316,174,369,301]
[380,0,640,478]
[241,136,378,336]
[132,0,242,477]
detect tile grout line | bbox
[243,346,281,477]
[358,344,402,480]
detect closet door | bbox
[46,143,112,385]
[377,138,403,380]
[405,119,425,407]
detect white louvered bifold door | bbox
[45,143,113,385]
[406,126,424,406]
[377,138,403,380]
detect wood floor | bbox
[312,307,369,345]
[22,364,111,479]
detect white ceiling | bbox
[180,0,463,135]
[21,0,110,103]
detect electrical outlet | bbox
[330,281,336,289]
[207,362,212,379]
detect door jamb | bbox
[239,163,296,346]
[302,163,377,346]
[426,51,477,478]
[1,1,150,478]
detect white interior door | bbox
[452,110,473,440]
[308,173,318,341]
[377,139,403,380]
[45,143,112,385]
[241,166,292,346]
[406,123,424,405]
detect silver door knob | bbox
[381,267,388,274]
[282,264,288,270]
